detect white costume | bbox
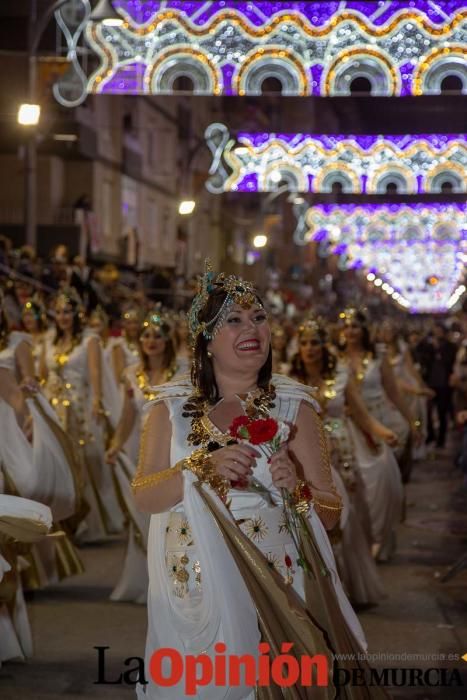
[43,331,124,541]
[321,363,385,604]
[347,357,404,561]
[137,374,366,700]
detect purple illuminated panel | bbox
[87,2,467,97]
[207,126,467,195]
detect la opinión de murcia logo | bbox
[95,643,329,694]
[94,646,465,693]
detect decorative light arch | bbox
[292,202,466,313]
[82,1,467,97]
[205,125,466,195]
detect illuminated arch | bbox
[145,47,221,95]
[233,48,309,96]
[324,47,400,96]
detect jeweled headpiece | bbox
[141,311,171,338]
[55,287,83,314]
[22,295,47,326]
[298,315,327,342]
[122,307,140,322]
[339,307,368,326]
[188,259,262,344]
[89,305,109,326]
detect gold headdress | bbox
[188,259,262,344]
[89,305,109,326]
[55,287,84,315]
[22,294,47,327]
[122,307,141,322]
[338,307,368,325]
[140,310,171,338]
[298,315,327,341]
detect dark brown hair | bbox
[339,311,375,356]
[191,287,272,403]
[291,334,336,383]
[138,321,176,373]
[53,296,83,344]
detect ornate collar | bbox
[184,384,276,450]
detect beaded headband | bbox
[188,259,262,344]
[141,311,171,338]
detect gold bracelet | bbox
[314,494,343,513]
[182,448,230,502]
[131,462,183,493]
[289,479,314,515]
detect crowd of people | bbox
[0,244,466,696]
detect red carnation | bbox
[248,418,278,445]
[229,415,251,439]
[284,554,292,569]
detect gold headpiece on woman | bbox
[122,307,140,321]
[89,305,109,325]
[298,315,327,341]
[22,294,47,324]
[339,307,368,325]
[141,309,171,338]
[55,287,83,313]
[188,259,262,344]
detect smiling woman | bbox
[132,262,375,700]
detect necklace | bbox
[184,384,276,450]
[53,335,81,370]
[345,351,371,384]
[136,363,178,401]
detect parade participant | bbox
[338,308,409,560]
[42,289,123,542]
[133,263,370,700]
[270,321,290,375]
[379,320,434,464]
[172,311,192,375]
[105,312,178,603]
[21,297,49,378]
[291,316,391,599]
[111,306,141,384]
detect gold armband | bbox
[314,493,343,514]
[182,448,230,502]
[131,462,183,493]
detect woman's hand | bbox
[105,444,120,464]
[209,444,260,483]
[269,445,298,491]
[92,396,105,421]
[372,423,398,448]
[20,376,40,395]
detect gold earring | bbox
[207,351,212,358]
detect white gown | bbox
[137,374,366,700]
[0,333,76,664]
[323,364,386,605]
[43,331,124,541]
[387,343,427,461]
[347,358,404,561]
[110,363,152,604]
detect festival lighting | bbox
[85,2,467,97]
[178,200,196,216]
[205,125,466,194]
[253,234,268,248]
[293,202,466,314]
[18,103,41,126]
